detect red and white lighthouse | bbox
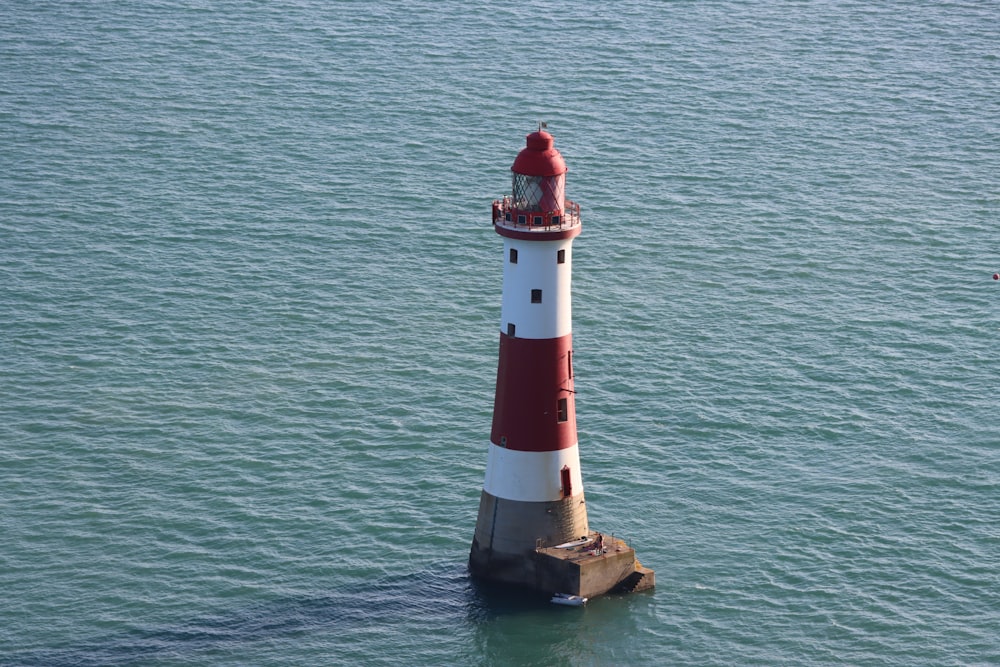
[469,129,654,597]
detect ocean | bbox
[2,1,998,665]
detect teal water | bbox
[2,2,998,665]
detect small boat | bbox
[550,593,588,606]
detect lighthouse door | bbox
[560,465,572,498]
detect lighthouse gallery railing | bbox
[492,196,581,233]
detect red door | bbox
[560,465,572,498]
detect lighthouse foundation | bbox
[470,500,654,598]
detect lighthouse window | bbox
[507,323,516,337]
[557,249,565,264]
[531,289,542,304]
[552,215,561,226]
[533,215,543,226]
[517,214,526,225]
[557,398,568,422]
[509,248,518,264]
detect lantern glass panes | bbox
[511,173,565,213]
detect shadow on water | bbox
[8,561,561,666]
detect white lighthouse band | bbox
[500,238,573,340]
[483,443,585,503]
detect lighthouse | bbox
[469,129,654,598]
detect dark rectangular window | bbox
[552,215,561,226]
[531,289,542,303]
[567,350,573,379]
[557,249,565,264]
[533,215,543,226]
[517,214,526,224]
[509,248,518,264]
[507,322,516,337]
[557,397,568,422]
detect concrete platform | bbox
[470,529,654,598]
[533,531,655,598]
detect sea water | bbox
[2,2,998,665]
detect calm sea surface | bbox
[2,2,998,665]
